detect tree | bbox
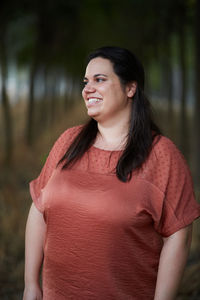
[0,1,14,165]
[194,0,200,188]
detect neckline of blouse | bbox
[91,145,123,153]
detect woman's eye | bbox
[83,81,88,86]
[96,78,105,82]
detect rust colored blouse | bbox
[30,126,200,300]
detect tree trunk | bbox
[39,66,49,130]
[179,21,189,160]
[194,0,200,188]
[0,29,13,165]
[26,62,37,146]
[50,75,57,125]
[65,77,75,110]
[165,37,174,139]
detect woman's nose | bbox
[84,82,96,93]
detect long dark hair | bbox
[58,46,161,182]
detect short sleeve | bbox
[152,137,200,237]
[29,126,81,212]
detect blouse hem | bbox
[161,209,200,237]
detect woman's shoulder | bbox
[152,135,187,166]
[56,124,83,145]
[60,124,83,139]
[138,135,191,193]
[49,125,83,159]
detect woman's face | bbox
[82,57,135,124]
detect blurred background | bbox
[0,0,200,299]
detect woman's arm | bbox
[154,224,193,300]
[23,203,46,300]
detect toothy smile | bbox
[88,98,103,104]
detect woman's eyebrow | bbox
[94,74,108,78]
[84,74,108,80]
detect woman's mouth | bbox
[87,98,103,106]
[88,98,103,104]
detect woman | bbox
[23,46,200,300]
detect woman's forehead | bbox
[85,57,114,76]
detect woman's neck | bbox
[93,121,129,151]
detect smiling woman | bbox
[82,57,135,128]
[23,46,200,300]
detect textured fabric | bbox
[30,125,200,300]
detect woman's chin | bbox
[87,109,100,119]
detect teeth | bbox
[88,98,102,104]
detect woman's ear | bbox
[127,82,137,98]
